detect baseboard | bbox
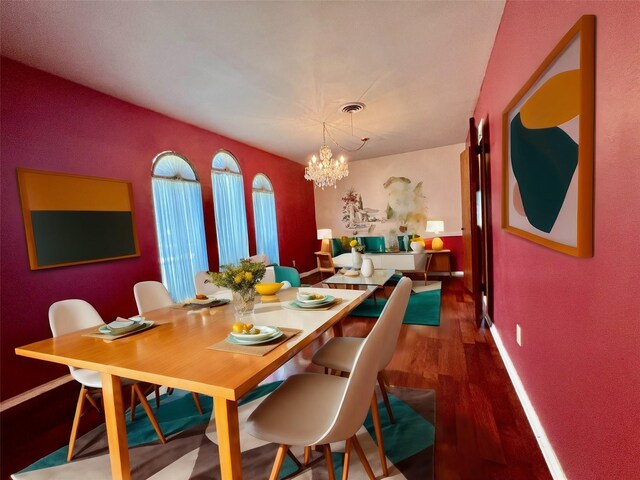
[486,316,567,480]
[299,267,318,278]
[0,374,73,412]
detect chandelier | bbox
[304,103,369,189]
[304,123,349,189]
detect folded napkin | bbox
[102,317,146,335]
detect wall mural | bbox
[341,176,427,236]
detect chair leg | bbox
[342,437,353,480]
[323,444,336,480]
[67,386,87,462]
[351,435,376,480]
[154,385,161,409]
[132,384,166,444]
[192,392,203,414]
[304,445,312,466]
[378,372,395,424]
[371,393,389,477]
[130,384,137,422]
[286,447,303,469]
[269,444,289,480]
[84,390,101,413]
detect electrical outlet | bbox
[292,260,296,267]
[516,324,522,346]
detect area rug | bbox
[351,282,441,326]
[13,385,435,479]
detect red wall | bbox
[475,2,640,479]
[0,58,317,400]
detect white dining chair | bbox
[246,276,412,480]
[49,299,166,461]
[193,271,232,298]
[133,280,203,414]
[311,276,412,476]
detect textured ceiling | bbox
[1,1,504,163]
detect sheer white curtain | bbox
[151,153,208,302]
[253,190,280,265]
[212,171,249,265]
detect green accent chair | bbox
[273,265,302,287]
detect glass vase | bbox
[232,289,256,317]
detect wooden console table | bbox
[427,249,452,277]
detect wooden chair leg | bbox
[351,435,376,480]
[192,392,203,414]
[154,385,161,409]
[342,437,353,480]
[304,445,312,466]
[132,384,166,444]
[67,386,87,462]
[286,447,303,469]
[269,444,289,480]
[130,384,137,422]
[323,444,336,480]
[84,390,101,413]
[378,372,395,424]
[371,393,389,476]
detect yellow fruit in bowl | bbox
[232,322,245,333]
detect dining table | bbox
[15,286,369,480]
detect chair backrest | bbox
[133,281,173,315]
[315,277,412,444]
[273,265,301,287]
[49,299,105,374]
[194,271,223,296]
[315,252,335,273]
[263,266,276,283]
[49,299,105,337]
[247,254,270,266]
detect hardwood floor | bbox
[1,276,551,479]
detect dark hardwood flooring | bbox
[1,276,551,479]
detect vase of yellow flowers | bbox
[349,239,364,269]
[207,259,266,316]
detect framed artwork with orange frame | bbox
[502,15,595,257]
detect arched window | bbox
[151,152,208,301]
[252,174,280,265]
[211,150,249,265]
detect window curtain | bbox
[213,171,249,265]
[152,178,209,302]
[253,190,280,265]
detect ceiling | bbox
[1,1,504,164]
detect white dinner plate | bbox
[226,330,283,345]
[292,295,336,308]
[297,294,330,304]
[229,325,280,342]
[99,320,153,336]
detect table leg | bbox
[101,373,130,480]
[214,397,243,479]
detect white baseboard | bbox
[0,374,73,412]
[486,317,566,480]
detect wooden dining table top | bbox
[15,286,369,401]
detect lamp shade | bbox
[317,229,333,240]
[426,221,444,234]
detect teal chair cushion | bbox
[359,236,385,253]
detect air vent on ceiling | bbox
[339,102,366,114]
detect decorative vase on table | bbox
[351,248,363,269]
[361,257,374,277]
[207,259,266,318]
[232,289,256,317]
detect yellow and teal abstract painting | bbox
[503,15,594,257]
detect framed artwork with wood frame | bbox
[502,15,595,257]
[17,168,140,269]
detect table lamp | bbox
[426,221,444,251]
[317,229,333,253]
